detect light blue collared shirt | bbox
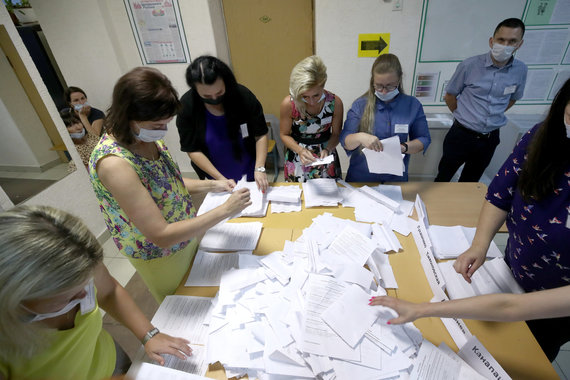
[446,52,527,133]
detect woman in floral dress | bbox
[279,56,343,182]
[89,67,251,302]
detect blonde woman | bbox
[340,54,431,182]
[0,206,191,379]
[279,55,343,182]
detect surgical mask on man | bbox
[69,128,86,139]
[375,88,399,102]
[491,43,516,62]
[301,93,325,104]
[135,124,168,142]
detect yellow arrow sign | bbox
[358,33,390,57]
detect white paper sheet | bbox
[185,250,245,286]
[199,221,262,251]
[131,362,211,380]
[429,225,503,259]
[327,226,378,267]
[302,178,342,208]
[270,200,302,213]
[458,335,512,380]
[307,154,334,167]
[266,185,302,203]
[362,136,404,176]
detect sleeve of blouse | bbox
[485,125,539,210]
[176,92,200,152]
[340,98,365,154]
[408,98,431,153]
[445,60,467,96]
[241,85,268,137]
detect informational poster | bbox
[414,72,440,101]
[525,0,570,25]
[124,0,190,64]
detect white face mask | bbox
[565,120,570,139]
[375,88,399,102]
[21,280,93,323]
[491,43,516,62]
[69,128,86,139]
[301,92,325,104]
[73,102,90,111]
[135,124,168,142]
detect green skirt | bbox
[127,239,198,303]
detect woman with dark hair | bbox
[64,86,105,136]
[89,67,251,302]
[340,53,431,182]
[447,78,570,361]
[176,55,269,192]
[60,109,99,171]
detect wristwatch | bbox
[255,166,266,173]
[401,142,409,153]
[142,327,160,345]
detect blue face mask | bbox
[301,92,325,104]
[375,88,399,102]
[73,102,89,111]
[69,128,86,139]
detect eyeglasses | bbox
[373,83,399,92]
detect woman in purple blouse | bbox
[452,78,570,361]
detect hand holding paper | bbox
[362,136,404,176]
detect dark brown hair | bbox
[104,67,181,145]
[59,108,81,128]
[518,78,570,201]
[63,86,87,104]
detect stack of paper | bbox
[197,176,268,218]
[267,185,302,213]
[428,225,503,259]
[203,216,419,380]
[198,222,262,251]
[185,250,251,286]
[302,178,342,208]
[439,258,524,300]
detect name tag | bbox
[394,124,409,134]
[320,116,332,125]
[503,85,517,95]
[240,123,249,138]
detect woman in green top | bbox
[89,67,251,302]
[0,205,191,380]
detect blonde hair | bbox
[289,55,328,118]
[0,206,102,360]
[359,54,404,134]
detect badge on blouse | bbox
[240,123,249,138]
[503,85,517,95]
[394,124,409,134]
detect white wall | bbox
[315,0,426,170]
[31,0,229,173]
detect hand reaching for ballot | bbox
[223,188,251,216]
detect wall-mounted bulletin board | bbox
[412,0,570,107]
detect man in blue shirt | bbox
[435,18,527,182]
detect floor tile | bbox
[106,258,136,288]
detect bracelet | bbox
[142,327,160,345]
[401,142,409,153]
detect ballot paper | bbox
[199,221,262,251]
[130,362,212,380]
[197,176,267,218]
[146,296,214,375]
[458,335,512,380]
[429,225,503,259]
[302,178,342,207]
[185,250,249,286]
[266,185,302,203]
[327,226,378,267]
[307,154,334,167]
[270,200,302,213]
[362,136,404,176]
[439,258,524,300]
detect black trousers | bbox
[527,316,570,362]
[434,120,500,182]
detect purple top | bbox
[204,110,255,181]
[486,123,570,292]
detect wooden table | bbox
[175,182,554,379]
